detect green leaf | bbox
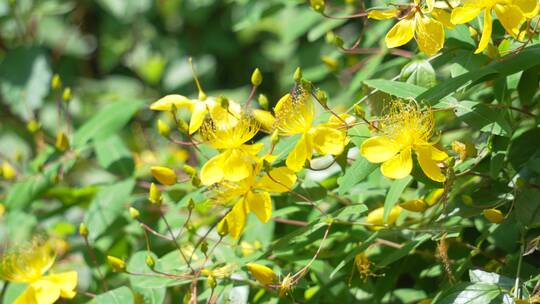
[74,100,143,147]
[132,286,166,304]
[334,204,368,222]
[337,157,377,195]
[384,176,412,222]
[508,128,540,171]
[452,100,512,136]
[434,283,510,304]
[400,59,437,88]
[515,188,540,228]
[329,231,379,279]
[128,251,190,288]
[95,135,135,176]
[95,286,134,304]
[363,79,426,99]
[84,179,135,240]
[379,235,430,267]
[2,282,27,304]
[517,66,540,106]
[469,269,514,290]
[96,0,152,22]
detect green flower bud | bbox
[107,255,126,272]
[251,68,263,86]
[62,87,72,102]
[316,89,328,107]
[79,223,89,237]
[157,119,171,137]
[129,207,140,219]
[183,164,197,176]
[310,0,325,13]
[258,94,269,110]
[146,255,156,269]
[149,182,162,204]
[294,67,302,82]
[55,131,70,151]
[51,74,62,90]
[201,240,209,255]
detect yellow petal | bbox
[246,263,277,286]
[425,188,445,206]
[366,206,401,230]
[483,208,504,224]
[223,149,253,182]
[245,191,272,223]
[432,8,456,29]
[475,9,492,54]
[30,280,61,304]
[253,109,275,131]
[513,0,539,17]
[257,167,297,193]
[415,145,446,182]
[425,0,435,12]
[200,152,226,185]
[415,15,445,56]
[400,199,428,212]
[40,271,78,299]
[312,126,346,155]
[286,134,312,172]
[381,149,413,179]
[450,6,482,24]
[150,166,177,185]
[14,287,38,304]
[189,101,208,134]
[225,200,247,239]
[208,99,242,129]
[360,136,400,163]
[385,18,415,48]
[494,4,525,38]
[240,143,264,156]
[367,9,399,20]
[150,94,192,111]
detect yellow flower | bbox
[366,206,402,230]
[274,85,352,172]
[246,263,277,286]
[200,114,263,186]
[369,0,445,56]
[360,102,448,182]
[150,166,177,185]
[2,161,16,180]
[215,163,296,239]
[0,239,77,304]
[483,208,504,223]
[451,0,534,53]
[400,199,428,212]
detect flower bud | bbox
[217,218,228,237]
[334,35,344,48]
[178,119,189,133]
[366,206,401,230]
[157,119,171,137]
[146,255,155,269]
[0,204,4,218]
[107,255,126,272]
[1,161,16,180]
[191,175,201,187]
[251,68,263,86]
[187,198,195,210]
[425,188,445,206]
[451,140,467,161]
[151,166,177,185]
[149,182,162,204]
[315,89,328,107]
[62,87,72,102]
[354,105,365,118]
[321,56,338,71]
[258,94,269,110]
[400,199,428,212]
[253,109,275,131]
[293,67,302,82]
[55,131,70,151]
[483,208,504,224]
[183,164,196,176]
[247,263,277,286]
[79,222,89,237]
[461,194,473,206]
[201,240,209,255]
[310,0,325,13]
[51,74,62,90]
[129,207,140,219]
[325,31,336,44]
[271,130,280,146]
[207,274,217,289]
[198,90,207,101]
[26,119,40,133]
[218,96,229,110]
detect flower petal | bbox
[415,145,446,182]
[200,152,226,186]
[150,94,193,111]
[223,149,253,182]
[494,4,525,38]
[257,167,297,193]
[286,134,312,172]
[30,280,61,304]
[225,200,247,239]
[432,8,455,29]
[245,191,272,223]
[252,109,275,131]
[14,287,38,304]
[514,0,539,17]
[189,102,208,134]
[475,9,492,54]
[41,271,78,299]
[450,6,482,24]
[415,15,445,56]
[360,136,400,163]
[385,18,415,48]
[381,148,413,179]
[312,126,346,155]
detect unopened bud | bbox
[334,35,344,48]
[293,67,302,82]
[483,208,504,224]
[321,56,338,71]
[325,31,336,44]
[151,166,177,185]
[461,195,473,206]
[217,218,228,237]
[271,130,280,146]
[191,175,201,187]
[157,119,171,137]
[316,90,328,107]
[178,119,189,133]
[55,131,70,151]
[201,240,209,255]
[107,255,126,272]
[62,87,72,102]
[198,90,207,101]
[251,68,263,86]
[310,0,325,13]
[146,255,155,269]
[452,140,467,161]
[129,207,140,219]
[26,120,40,133]
[149,182,162,204]
[79,223,89,237]
[263,160,272,173]
[207,275,217,288]
[51,74,62,90]
[354,105,365,117]
[1,162,16,180]
[258,94,269,110]
[187,198,195,210]
[183,164,197,176]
